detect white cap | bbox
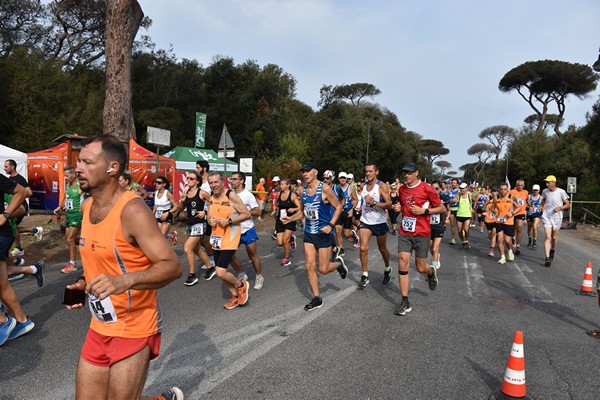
[347,173,354,179]
[532,184,540,190]
[323,170,335,179]
[272,176,280,182]
[297,179,301,184]
[459,182,468,189]
[338,172,348,178]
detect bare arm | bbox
[86,198,182,300]
[0,183,29,226]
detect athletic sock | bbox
[363,271,369,277]
[30,265,38,274]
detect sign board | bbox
[218,150,235,158]
[239,157,254,173]
[147,127,171,147]
[567,176,577,194]
[218,124,235,149]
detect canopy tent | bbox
[0,144,28,182]
[26,139,176,210]
[163,146,238,173]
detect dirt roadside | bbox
[11,213,600,267]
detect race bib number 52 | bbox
[402,217,416,232]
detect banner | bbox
[195,112,207,148]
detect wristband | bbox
[328,223,335,228]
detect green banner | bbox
[195,112,207,148]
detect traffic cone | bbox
[490,331,531,399]
[575,262,596,297]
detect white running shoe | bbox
[254,274,264,290]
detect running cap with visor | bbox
[272,176,281,182]
[544,175,557,182]
[532,184,541,190]
[300,161,318,171]
[401,163,418,173]
[338,172,348,178]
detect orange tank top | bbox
[208,190,240,250]
[484,201,497,223]
[509,189,528,216]
[495,196,514,225]
[80,191,161,338]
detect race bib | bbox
[517,198,524,205]
[402,217,417,232]
[490,212,497,219]
[430,214,441,225]
[155,210,164,219]
[88,294,117,323]
[190,222,205,236]
[65,199,74,210]
[210,235,223,249]
[304,205,318,221]
[497,216,507,223]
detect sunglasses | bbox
[187,177,196,181]
[155,181,164,185]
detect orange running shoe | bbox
[224,296,238,310]
[61,263,78,273]
[237,280,249,306]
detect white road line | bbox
[509,262,555,303]
[463,255,490,300]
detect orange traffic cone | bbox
[576,262,596,297]
[490,331,530,399]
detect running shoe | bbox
[498,256,506,265]
[224,296,238,310]
[382,268,391,285]
[331,246,341,262]
[271,232,277,240]
[32,260,44,288]
[184,273,199,286]
[549,249,555,262]
[507,249,514,261]
[532,240,537,249]
[339,248,346,257]
[237,272,249,282]
[449,239,456,245]
[237,280,249,306]
[7,274,24,282]
[33,226,44,241]
[10,247,24,257]
[488,249,494,257]
[203,267,216,281]
[0,316,16,345]
[437,254,442,270]
[304,296,323,311]
[515,246,521,255]
[393,299,412,316]
[353,241,360,249]
[254,274,264,290]
[8,317,34,340]
[171,230,178,245]
[464,242,471,250]
[290,235,296,250]
[527,238,533,248]
[544,257,552,267]
[160,387,184,400]
[390,230,397,235]
[351,230,360,245]
[13,258,24,266]
[61,263,78,273]
[358,274,369,288]
[461,242,466,249]
[335,256,348,279]
[281,258,291,266]
[427,267,438,291]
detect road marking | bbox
[463,255,490,300]
[509,262,555,303]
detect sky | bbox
[139,0,600,171]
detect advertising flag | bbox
[195,112,207,148]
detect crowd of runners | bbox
[0,135,572,399]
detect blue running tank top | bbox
[303,182,330,234]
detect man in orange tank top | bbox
[509,179,529,255]
[494,183,522,265]
[64,135,184,400]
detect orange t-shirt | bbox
[80,191,161,338]
[256,183,267,201]
[509,189,528,216]
[208,190,241,250]
[495,196,514,225]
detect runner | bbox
[0,176,36,345]
[392,163,446,316]
[446,178,460,244]
[509,179,529,255]
[64,134,183,399]
[333,172,358,254]
[429,180,447,269]
[255,178,267,221]
[195,160,216,272]
[229,172,264,290]
[450,182,473,249]
[357,163,392,288]
[484,187,499,257]
[175,171,213,286]
[388,182,400,235]
[493,183,522,264]
[526,184,542,249]
[279,161,347,311]
[207,171,251,310]
[540,175,570,267]
[118,172,149,200]
[54,166,83,273]
[475,187,489,233]
[272,178,300,266]
[152,176,178,245]
[350,179,364,247]
[270,176,282,240]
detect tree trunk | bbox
[103,0,143,141]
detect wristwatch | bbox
[2,211,10,219]
[228,218,233,225]
[328,222,335,228]
[424,209,430,215]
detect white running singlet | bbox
[360,180,387,225]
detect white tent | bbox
[0,144,28,181]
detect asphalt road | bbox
[2,225,600,399]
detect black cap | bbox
[401,163,418,172]
[300,161,318,171]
